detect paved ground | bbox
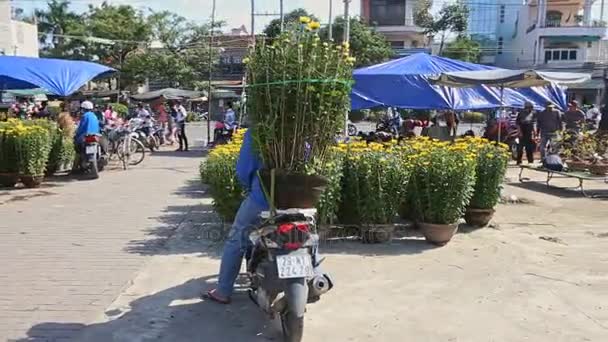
[3,124,608,341]
[0,124,210,341]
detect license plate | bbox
[85,145,97,154]
[276,254,313,279]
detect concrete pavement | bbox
[0,124,210,341]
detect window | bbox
[499,5,506,24]
[370,0,406,26]
[390,41,404,48]
[544,48,578,63]
[498,37,504,55]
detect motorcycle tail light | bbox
[275,222,311,250]
[84,135,98,143]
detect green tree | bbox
[442,35,481,63]
[414,0,469,54]
[320,17,394,67]
[263,8,318,38]
[35,0,89,59]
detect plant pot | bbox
[418,222,459,246]
[567,160,590,172]
[0,173,19,188]
[464,208,495,228]
[260,170,328,209]
[20,175,44,188]
[589,163,608,176]
[360,224,395,244]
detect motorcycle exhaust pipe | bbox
[309,274,333,297]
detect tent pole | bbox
[498,85,504,144]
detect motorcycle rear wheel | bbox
[281,312,304,342]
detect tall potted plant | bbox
[16,124,52,188]
[409,138,477,246]
[0,120,20,187]
[245,18,354,209]
[464,138,509,227]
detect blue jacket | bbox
[236,130,268,209]
[75,111,101,143]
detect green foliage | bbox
[443,36,481,63]
[35,0,90,59]
[409,138,477,224]
[414,0,469,53]
[462,111,486,123]
[319,17,394,67]
[469,143,509,209]
[112,103,129,118]
[200,153,244,222]
[247,23,353,173]
[310,152,344,226]
[337,142,412,225]
[263,9,318,38]
[16,128,53,177]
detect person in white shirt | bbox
[135,103,154,136]
[586,104,601,127]
[174,101,189,151]
[224,102,237,130]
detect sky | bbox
[13,0,362,33]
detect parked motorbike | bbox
[212,121,237,145]
[78,134,107,179]
[247,208,333,342]
[483,118,519,160]
[347,121,357,136]
[376,116,400,136]
[130,118,159,152]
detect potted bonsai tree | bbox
[409,138,477,246]
[245,19,354,209]
[464,138,509,227]
[16,124,52,188]
[0,120,21,188]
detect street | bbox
[1,123,607,342]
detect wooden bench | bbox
[518,165,608,198]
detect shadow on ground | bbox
[14,275,278,342]
[508,181,608,199]
[150,149,209,159]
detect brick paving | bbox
[0,128,207,341]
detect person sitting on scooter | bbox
[203,129,269,304]
[75,101,100,146]
[73,101,101,169]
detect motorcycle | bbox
[78,134,107,179]
[483,118,520,160]
[347,121,357,136]
[247,208,333,342]
[212,121,237,145]
[130,118,159,152]
[376,116,400,136]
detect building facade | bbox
[360,0,430,57]
[0,0,38,57]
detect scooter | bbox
[78,134,107,179]
[247,208,333,342]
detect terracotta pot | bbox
[464,208,495,228]
[21,175,44,188]
[360,224,395,244]
[589,163,608,176]
[418,222,459,246]
[0,173,19,188]
[259,170,328,209]
[567,160,590,172]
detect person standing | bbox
[175,101,188,151]
[564,100,586,133]
[516,102,536,165]
[586,104,601,127]
[536,103,563,160]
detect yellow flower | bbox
[242,57,250,64]
[307,21,321,30]
[346,56,356,64]
[323,42,329,47]
[342,41,350,49]
[299,16,311,24]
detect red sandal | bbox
[202,289,231,304]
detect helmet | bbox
[81,101,94,110]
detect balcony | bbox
[375,18,424,34]
[537,21,608,39]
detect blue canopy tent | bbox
[351,53,567,111]
[0,56,115,96]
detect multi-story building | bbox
[360,0,430,57]
[496,0,607,69]
[0,0,38,57]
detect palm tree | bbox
[35,0,86,58]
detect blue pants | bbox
[217,195,266,298]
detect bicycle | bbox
[103,127,146,169]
